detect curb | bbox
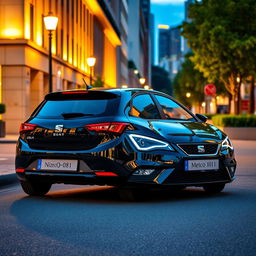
[0,140,17,144]
[0,173,18,187]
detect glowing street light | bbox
[186,92,191,98]
[87,56,96,85]
[44,12,58,93]
[139,77,146,86]
[144,85,150,90]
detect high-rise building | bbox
[158,26,170,62]
[128,0,151,88]
[0,0,123,133]
[150,13,155,66]
[158,25,182,79]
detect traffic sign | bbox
[204,84,216,96]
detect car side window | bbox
[130,94,161,119]
[155,95,194,120]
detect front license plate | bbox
[185,159,219,171]
[37,159,78,171]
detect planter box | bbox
[219,127,256,140]
[0,121,6,137]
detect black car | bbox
[16,89,236,199]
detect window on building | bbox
[30,4,34,41]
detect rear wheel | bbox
[203,183,225,194]
[20,180,52,196]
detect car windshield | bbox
[35,93,120,119]
[155,95,194,121]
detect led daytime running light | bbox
[128,134,174,151]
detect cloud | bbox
[151,0,185,4]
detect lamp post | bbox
[44,12,58,93]
[87,56,96,85]
[139,77,146,87]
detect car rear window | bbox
[34,91,120,119]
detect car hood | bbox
[149,120,224,144]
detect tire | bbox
[20,180,52,196]
[203,183,225,194]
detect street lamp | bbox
[139,77,146,86]
[186,92,191,98]
[44,12,58,93]
[87,56,96,85]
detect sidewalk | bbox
[0,135,18,186]
[0,135,18,144]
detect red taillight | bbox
[19,123,37,133]
[16,168,25,173]
[95,172,118,176]
[85,122,129,134]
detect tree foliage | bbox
[151,66,172,95]
[173,53,206,107]
[182,0,256,114]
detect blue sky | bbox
[151,0,186,64]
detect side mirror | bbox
[196,113,208,123]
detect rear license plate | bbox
[185,159,219,171]
[37,159,78,171]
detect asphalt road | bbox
[0,141,256,256]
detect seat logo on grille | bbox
[197,145,205,153]
[55,125,64,132]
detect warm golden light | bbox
[44,13,58,31]
[36,32,43,46]
[202,102,206,107]
[139,78,146,85]
[134,69,139,75]
[144,85,150,90]
[158,24,170,29]
[122,85,128,88]
[186,92,191,98]
[3,28,22,39]
[87,57,96,67]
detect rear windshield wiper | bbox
[61,113,94,119]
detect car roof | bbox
[46,88,161,97]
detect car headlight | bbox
[128,134,175,151]
[221,136,234,150]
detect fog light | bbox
[133,169,155,175]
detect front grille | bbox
[178,143,219,155]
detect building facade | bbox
[127,0,151,88]
[158,25,182,80]
[0,0,122,133]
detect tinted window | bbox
[155,95,194,120]
[35,98,120,119]
[130,94,161,119]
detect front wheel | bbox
[203,183,225,194]
[20,180,52,196]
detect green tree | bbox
[151,66,172,95]
[182,0,256,114]
[173,53,206,107]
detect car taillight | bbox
[19,123,37,133]
[85,122,129,134]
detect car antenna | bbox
[82,78,93,90]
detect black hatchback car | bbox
[16,89,236,199]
